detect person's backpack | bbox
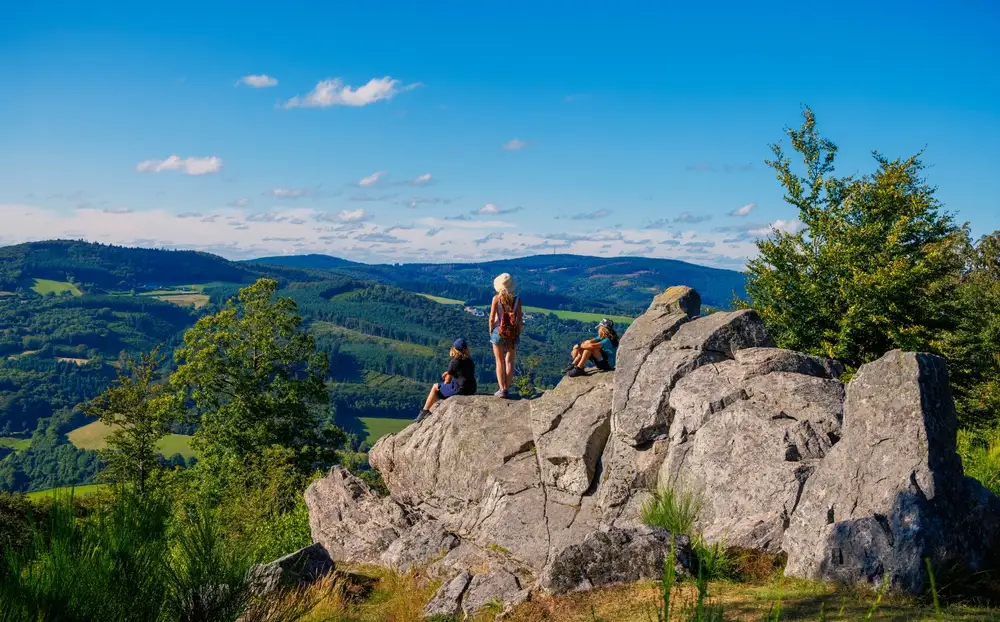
[498,296,522,341]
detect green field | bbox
[26,483,107,500]
[312,322,436,357]
[31,278,83,296]
[0,437,32,451]
[67,421,198,459]
[416,293,464,305]
[522,306,634,326]
[359,417,413,443]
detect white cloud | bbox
[476,203,523,215]
[266,188,308,198]
[503,138,527,151]
[748,219,805,236]
[284,77,420,108]
[411,173,432,185]
[237,74,278,88]
[359,171,385,187]
[228,198,250,208]
[135,156,223,176]
[337,208,367,222]
[730,202,756,217]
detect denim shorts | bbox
[490,326,519,348]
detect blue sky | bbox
[2,0,998,269]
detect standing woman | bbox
[488,273,523,398]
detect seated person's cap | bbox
[453,338,468,350]
[597,318,614,330]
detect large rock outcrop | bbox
[305,287,1000,600]
[783,351,1000,592]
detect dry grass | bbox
[300,565,439,622]
[152,292,210,308]
[506,578,1000,621]
[287,566,1000,622]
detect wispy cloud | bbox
[642,218,671,230]
[284,77,420,108]
[358,171,385,187]
[474,232,505,246]
[136,156,223,176]
[749,219,804,235]
[426,227,444,237]
[402,196,450,208]
[673,211,711,224]
[102,207,134,214]
[411,173,433,185]
[475,203,523,215]
[177,212,203,219]
[228,198,251,208]
[729,202,756,217]
[336,208,368,223]
[265,188,309,199]
[566,209,611,221]
[237,74,278,88]
[502,138,527,151]
[356,232,406,244]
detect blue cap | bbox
[453,338,468,350]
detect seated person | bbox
[566,319,619,377]
[416,338,477,421]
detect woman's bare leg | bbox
[504,345,517,391]
[424,385,440,411]
[493,343,507,393]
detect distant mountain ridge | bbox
[248,253,747,311]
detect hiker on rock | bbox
[489,273,523,398]
[565,318,619,377]
[416,338,477,422]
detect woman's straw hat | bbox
[493,273,515,293]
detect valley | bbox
[0,240,745,493]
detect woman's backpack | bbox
[498,296,522,341]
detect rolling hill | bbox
[248,253,747,312]
[2,240,673,492]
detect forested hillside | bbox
[0,241,656,492]
[248,253,747,312]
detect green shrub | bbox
[641,486,702,535]
[958,426,1000,495]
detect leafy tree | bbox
[170,279,343,476]
[739,106,965,372]
[84,348,175,492]
[939,231,1000,427]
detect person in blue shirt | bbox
[566,319,619,377]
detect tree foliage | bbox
[740,106,964,371]
[84,349,175,492]
[171,279,343,476]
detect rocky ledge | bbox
[304,286,1000,617]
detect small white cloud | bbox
[729,202,756,217]
[476,203,523,216]
[284,77,420,108]
[412,173,432,185]
[338,208,367,222]
[359,171,385,187]
[228,198,250,208]
[503,138,527,151]
[749,219,805,236]
[237,74,278,88]
[135,156,223,176]
[266,188,308,198]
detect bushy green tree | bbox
[84,348,175,493]
[740,106,965,372]
[171,279,343,476]
[940,231,1000,427]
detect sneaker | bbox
[566,366,585,378]
[563,363,576,373]
[415,409,430,422]
[493,389,506,397]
